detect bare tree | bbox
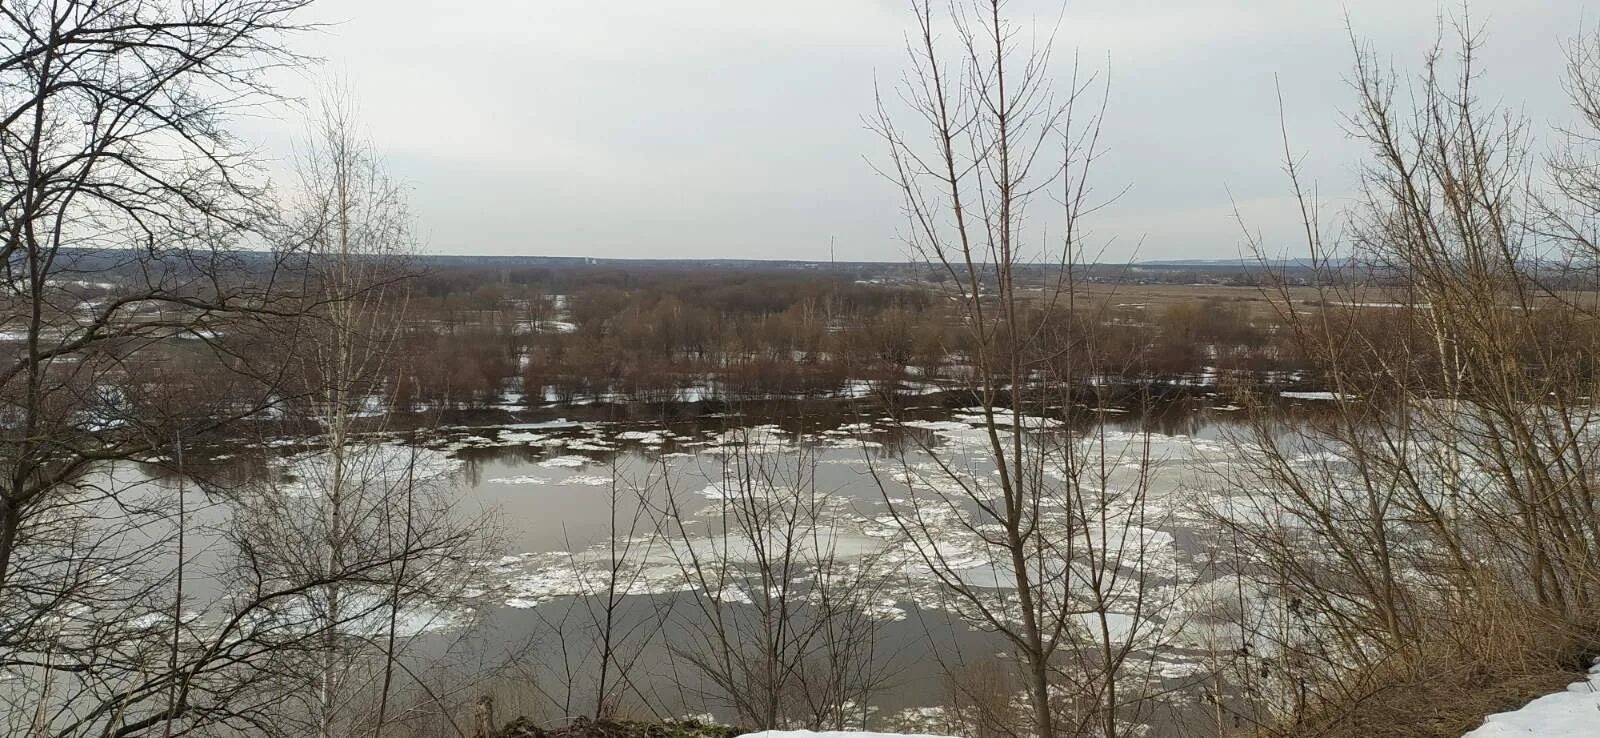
[640,424,892,730]
[0,1,352,734]
[220,92,493,738]
[868,2,1184,736]
[1213,19,1600,735]
[523,456,668,723]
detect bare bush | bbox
[1213,20,1600,736]
[640,426,892,730]
[868,2,1185,736]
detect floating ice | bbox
[1280,391,1347,401]
[488,475,550,485]
[617,430,668,445]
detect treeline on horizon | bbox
[12,259,1599,422]
[41,244,1600,292]
[360,262,1600,411]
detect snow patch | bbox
[745,732,958,738]
[1464,660,1600,737]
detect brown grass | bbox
[1256,591,1598,738]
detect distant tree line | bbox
[365,265,1496,411]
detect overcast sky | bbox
[248,1,1593,262]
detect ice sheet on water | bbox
[499,431,549,445]
[952,407,1064,429]
[616,430,668,445]
[696,481,783,500]
[911,423,1008,449]
[468,419,596,448]
[900,419,975,432]
[697,424,793,454]
[884,465,984,498]
[824,437,883,450]
[125,610,202,632]
[1280,390,1348,401]
[1075,611,1139,643]
[493,471,611,486]
[828,422,876,434]
[538,455,591,469]
[745,730,960,738]
[1154,657,1207,680]
[246,588,464,638]
[495,419,588,431]
[275,443,461,499]
[1291,450,1346,464]
[443,434,496,450]
[497,551,753,609]
[462,412,1274,692]
[488,475,550,485]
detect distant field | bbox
[1019,281,1600,318]
[1014,282,1324,320]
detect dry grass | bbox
[940,659,1024,738]
[1255,592,1598,738]
[1035,282,1600,322]
[1027,283,1301,322]
[1303,669,1574,738]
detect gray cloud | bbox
[245,0,1591,261]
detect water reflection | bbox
[105,391,1342,730]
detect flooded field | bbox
[349,396,1298,729]
[37,392,1358,734]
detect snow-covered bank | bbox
[1463,660,1600,737]
[743,732,958,738]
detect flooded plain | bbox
[372,395,1294,729]
[69,393,1338,732]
